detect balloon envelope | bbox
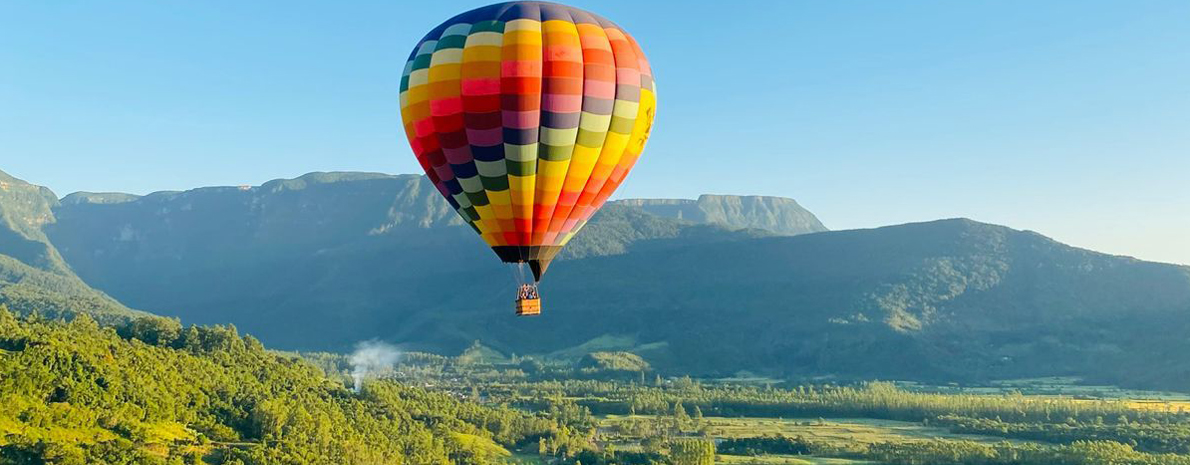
[399,1,656,280]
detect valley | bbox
[2,169,1186,389]
[4,168,1190,463]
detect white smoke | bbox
[349,340,402,393]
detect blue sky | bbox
[2,1,1187,265]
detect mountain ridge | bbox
[0,169,142,321]
[613,194,828,236]
[7,168,1190,389]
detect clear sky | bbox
[2,1,1187,265]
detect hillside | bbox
[20,170,1190,389]
[0,169,67,275]
[0,170,140,322]
[0,305,569,464]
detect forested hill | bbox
[10,169,1190,389]
[0,305,564,464]
[0,170,139,321]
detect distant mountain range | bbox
[4,168,1190,389]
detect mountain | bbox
[0,169,69,275]
[515,219,1190,387]
[612,195,827,236]
[42,172,776,342]
[22,170,1190,389]
[0,170,140,321]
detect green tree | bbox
[669,438,715,465]
[674,402,690,431]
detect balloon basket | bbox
[515,298,542,317]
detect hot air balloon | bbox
[399,1,656,315]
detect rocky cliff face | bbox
[613,194,828,236]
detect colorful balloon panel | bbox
[399,1,655,271]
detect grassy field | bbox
[1116,399,1190,413]
[589,415,1041,464]
[709,417,997,445]
[491,378,1190,463]
[601,415,1031,447]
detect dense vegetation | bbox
[0,306,573,464]
[718,435,812,456]
[9,301,1190,464]
[0,255,141,324]
[578,352,651,373]
[340,352,1190,464]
